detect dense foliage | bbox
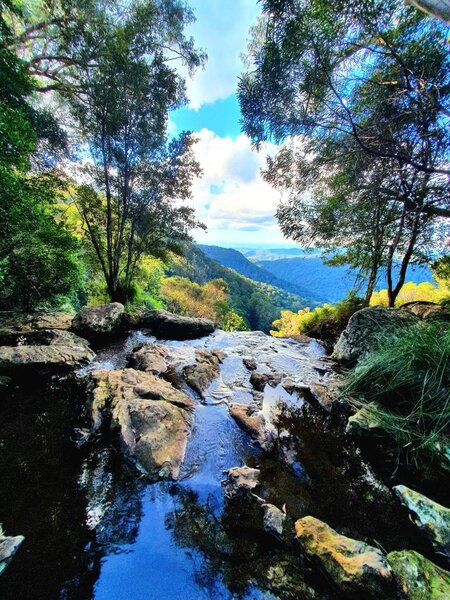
[0,2,82,310]
[239,0,450,305]
[167,244,309,332]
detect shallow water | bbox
[0,331,426,600]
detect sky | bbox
[170,0,291,248]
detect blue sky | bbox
[169,0,291,248]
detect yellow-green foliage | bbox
[160,276,229,324]
[271,305,335,337]
[370,281,450,307]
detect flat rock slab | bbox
[88,369,194,481]
[393,485,450,565]
[295,516,394,598]
[387,550,450,600]
[0,311,72,336]
[0,344,95,373]
[135,309,214,340]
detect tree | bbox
[239,0,450,305]
[67,1,205,302]
[0,2,81,309]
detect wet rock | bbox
[72,302,125,341]
[262,503,286,538]
[0,311,72,337]
[333,307,415,365]
[0,328,90,348]
[0,343,95,374]
[281,378,296,394]
[306,383,338,414]
[229,403,271,449]
[346,403,386,436]
[183,349,221,397]
[128,342,168,375]
[223,466,261,499]
[0,529,25,576]
[243,357,257,371]
[401,301,450,322]
[295,516,394,598]
[212,348,226,363]
[250,371,269,391]
[393,485,450,564]
[133,309,214,340]
[387,550,450,599]
[87,368,194,481]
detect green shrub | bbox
[271,293,365,347]
[345,323,450,471]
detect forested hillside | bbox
[257,258,435,304]
[199,244,322,302]
[167,244,311,331]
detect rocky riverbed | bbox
[0,307,449,599]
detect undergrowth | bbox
[345,322,450,472]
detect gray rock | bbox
[183,349,220,397]
[0,529,25,576]
[135,309,214,340]
[223,466,261,499]
[0,344,95,373]
[0,311,72,338]
[393,485,450,565]
[128,342,168,374]
[262,503,286,537]
[333,307,415,365]
[72,302,125,340]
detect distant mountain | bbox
[167,244,312,332]
[199,244,323,303]
[257,257,434,304]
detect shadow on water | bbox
[0,333,433,600]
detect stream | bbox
[0,330,424,599]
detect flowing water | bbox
[0,331,425,600]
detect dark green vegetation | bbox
[0,2,82,309]
[239,0,450,305]
[346,323,450,472]
[168,244,309,332]
[0,0,205,310]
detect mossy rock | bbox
[295,516,394,598]
[393,485,450,565]
[387,550,450,599]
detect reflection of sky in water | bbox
[82,330,333,599]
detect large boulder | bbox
[333,307,415,365]
[295,516,394,598]
[71,302,124,341]
[393,485,450,565]
[387,550,450,600]
[133,309,214,340]
[0,529,25,576]
[86,369,194,481]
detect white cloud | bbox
[185,129,288,244]
[182,0,260,109]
